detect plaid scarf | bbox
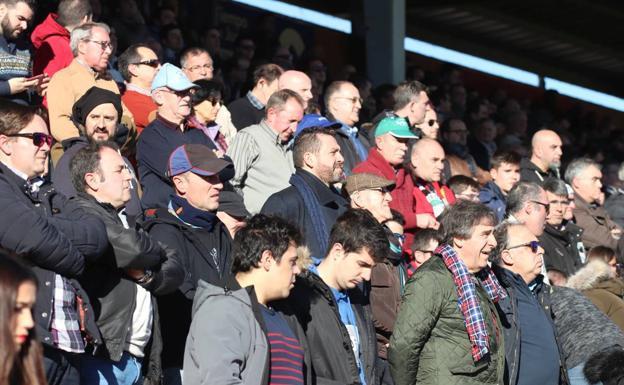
[437,244,506,362]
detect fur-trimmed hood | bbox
[567,260,615,291]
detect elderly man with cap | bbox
[137,63,219,209]
[142,143,234,384]
[52,86,142,216]
[353,116,419,250]
[262,123,349,259]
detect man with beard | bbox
[520,129,563,184]
[0,0,46,103]
[353,116,418,250]
[389,201,506,385]
[263,126,349,259]
[52,86,141,216]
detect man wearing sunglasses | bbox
[491,223,567,385]
[0,100,108,385]
[47,22,135,164]
[118,44,160,135]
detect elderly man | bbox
[389,201,506,385]
[566,157,623,255]
[68,141,183,385]
[137,63,219,209]
[505,181,549,237]
[142,144,234,384]
[262,126,348,259]
[0,100,107,385]
[520,129,563,184]
[353,116,419,249]
[491,223,564,385]
[539,177,585,283]
[344,172,395,223]
[228,63,283,130]
[278,70,313,109]
[118,44,160,135]
[47,22,135,163]
[52,86,141,216]
[325,80,370,174]
[227,89,304,213]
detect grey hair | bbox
[542,177,568,197]
[438,200,496,245]
[490,221,519,265]
[505,181,544,216]
[564,157,601,185]
[70,22,110,56]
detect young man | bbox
[183,214,308,385]
[406,228,442,277]
[280,209,389,385]
[448,174,480,202]
[480,150,521,221]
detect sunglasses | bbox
[132,59,160,68]
[206,98,222,107]
[531,200,550,214]
[334,96,364,105]
[507,240,541,254]
[427,119,437,127]
[7,132,53,147]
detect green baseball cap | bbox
[375,116,418,139]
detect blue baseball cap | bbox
[167,144,232,178]
[295,114,342,137]
[151,63,198,92]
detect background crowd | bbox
[1,1,624,385]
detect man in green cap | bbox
[353,116,420,250]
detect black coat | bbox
[0,162,107,348]
[519,158,558,184]
[228,95,265,131]
[262,168,349,259]
[277,271,378,385]
[66,194,184,383]
[142,207,232,368]
[539,223,585,277]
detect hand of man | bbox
[416,213,439,229]
[8,77,40,94]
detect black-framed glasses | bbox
[132,59,160,68]
[507,240,541,254]
[163,88,196,98]
[531,200,550,214]
[7,132,53,147]
[369,187,391,194]
[84,39,113,51]
[207,97,222,107]
[334,96,363,105]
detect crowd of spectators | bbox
[1,1,624,385]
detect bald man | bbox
[409,138,456,235]
[520,129,563,184]
[278,70,313,109]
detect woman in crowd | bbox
[0,254,46,385]
[188,79,229,153]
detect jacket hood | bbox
[566,260,614,291]
[31,14,69,48]
[191,279,251,318]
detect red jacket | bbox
[412,179,456,218]
[352,149,418,248]
[31,14,73,78]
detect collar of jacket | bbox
[76,192,122,215]
[294,168,345,206]
[366,147,409,183]
[259,119,287,146]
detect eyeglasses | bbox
[186,63,213,72]
[368,187,391,194]
[393,233,406,244]
[531,200,550,214]
[206,97,222,107]
[132,59,160,68]
[162,88,195,98]
[7,132,53,147]
[334,96,363,105]
[507,240,541,254]
[84,39,113,51]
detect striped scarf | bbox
[437,244,506,362]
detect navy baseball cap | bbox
[167,144,232,178]
[295,114,342,137]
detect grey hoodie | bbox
[183,280,268,385]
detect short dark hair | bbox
[0,100,47,136]
[326,209,388,263]
[292,127,335,168]
[118,44,151,82]
[447,175,479,196]
[266,89,303,113]
[231,214,302,274]
[191,79,223,106]
[505,181,544,216]
[252,63,283,86]
[490,150,521,170]
[393,80,427,110]
[69,141,119,193]
[542,177,568,196]
[56,0,91,27]
[438,200,496,244]
[411,228,442,253]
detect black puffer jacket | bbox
[66,194,184,384]
[539,222,585,277]
[0,162,107,348]
[277,271,378,385]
